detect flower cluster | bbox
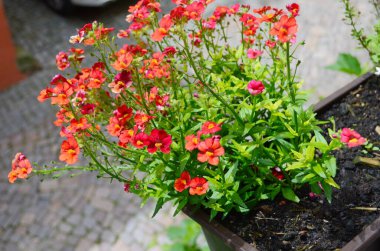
[9,1,367,217]
[8,153,33,183]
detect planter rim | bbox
[184,72,380,251]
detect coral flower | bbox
[185,134,200,151]
[247,80,265,95]
[247,49,263,59]
[174,171,191,192]
[189,177,209,195]
[270,15,298,43]
[8,153,33,183]
[108,71,132,94]
[147,129,172,154]
[56,51,70,71]
[200,121,222,135]
[197,138,225,166]
[340,128,366,148]
[151,14,173,42]
[59,137,80,164]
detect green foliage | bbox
[158,219,209,251]
[326,53,364,76]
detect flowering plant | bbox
[9,0,366,218]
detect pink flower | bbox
[247,49,263,59]
[340,128,366,148]
[247,80,265,95]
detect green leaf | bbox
[325,157,337,177]
[152,198,164,218]
[281,187,300,203]
[174,198,188,216]
[314,130,328,145]
[313,164,326,178]
[326,53,363,76]
[321,181,332,203]
[225,162,238,184]
[305,145,315,162]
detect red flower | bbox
[270,15,298,43]
[185,134,200,151]
[247,80,265,95]
[265,40,276,48]
[67,117,91,133]
[340,128,366,148]
[59,137,80,165]
[271,167,285,180]
[189,177,209,195]
[8,153,33,183]
[197,138,225,166]
[286,3,300,17]
[184,1,205,21]
[56,51,70,71]
[200,121,222,135]
[108,71,133,94]
[132,132,150,149]
[147,129,172,154]
[174,171,191,192]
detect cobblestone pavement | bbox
[0,0,374,250]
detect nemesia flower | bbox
[56,52,70,71]
[247,49,263,59]
[147,129,172,154]
[286,3,300,17]
[200,121,222,135]
[184,1,205,21]
[266,40,276,48]
[67,117,91,133]
[151,14,173,42]
[112,45,134,71]
[8,153,33,183]
[69,48,85,63]
[270,15,298,43]
[80,103,96,115]
[163,46,177,56]
[132,132,150,149]
[134,111,154,127]
[185,134,200,151]
[119,128,136,145]
[174,171,191,192]
[197,137,225,166]
[37,87,53,103]
[271,167,285,180]
[59,137,80,164]
[108,71,133,94]
[340,128,366,148]
[247,80,265,95]
[189,177,209,195]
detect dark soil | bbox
[219,75,380,250]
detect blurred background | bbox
[0,0,374,250]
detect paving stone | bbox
[59,222,72,234]
[1,0,375,250]
[91,197,114,212]
[75,238,93,251]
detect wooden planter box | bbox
[184,73,380,251]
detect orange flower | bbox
[59,137,80,164]
[270,15,298,43]
[8,153,33,183]
[174,171,191,192]
[185,134,200,151]
[189,177,208,195]
[151,14,173,42]
[197,138,224,166]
